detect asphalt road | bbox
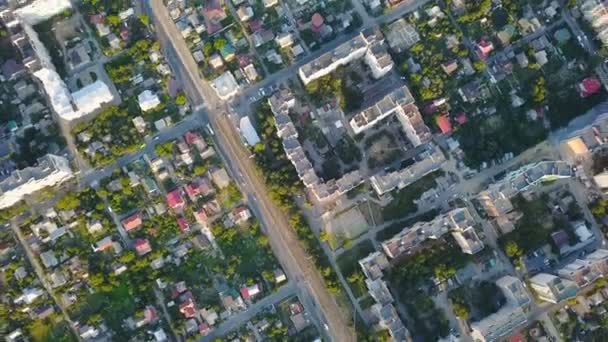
[147,0,356,340]
[231,0,434,115]
[201,283,297,341]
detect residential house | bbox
[166,189,186,211]
[240,283,261,301]
[210,167,231,189]
[134,238,152,256]
[138,90,161,112]
[529,273,579,303]
[122,212,143,232]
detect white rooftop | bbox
[138,90,161,112]
[34,68,113,121]
[239,116,260,146]
[15,0,72,25]
[211,71,239,100]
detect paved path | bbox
[201,283,296,341]
[10,218,83,341]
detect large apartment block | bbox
[358,252,411,341]
[529,273,579,304]
[349,85,431,146]
[477,161,573,217]
[370,143,445,196]
[470,276,531,342]
[557,249,608,287]
[298,27,394,85]
[268,88,364,201]
[580,0,608,46]
[381,207,484,259]
[0,154,73,209]
[0,0,115,122]
[470,303,527,342]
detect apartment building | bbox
[381,207,484,259]
[580,0,608,46]
[268,88,364,201]
[359,250,411,341]
[370,143,445,196]
[496,275,531,308]
[529,273,579,304]
[477,161,573,217]
[559,112,608,164]
[298,27,393,84]
[0,154,73,209]
[471,276,531,342]
[2,0,115,122]
[557,249,608,287]
[470,305,527,342]
[359,251,390,280]
[349,85,431,145]
[370,303,411,341]
[558,259,601,287]
[385,18,420,52]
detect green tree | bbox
[531,76,546,103]
[505,240,523,259]
[106,15,121,26]
[213,38,226,51]
[203,42,215,57]
[175,93,187,106]
[155,141,175,159]
[453,302,469,320]
[138,15,149,26]
[473,60,487,72]
[56,193,81,211]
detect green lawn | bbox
[336,240,375,298]
[381,171,443,221]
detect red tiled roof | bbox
[240,284,260,300]
[436,114,452,134]
[194,208,209,224]
[122,212,143,231]
[455,112,468,125]
[144,306,158,322]
[184,131,202,145]
[508,333,524,342]
[476,40,494,58]
[134,238,152,255]
[179,299,197,318]
[177,218,190,232]
[311,13,324,28]
[199,323,210,335]
[90,14,105,25]
[166,190,185,209]
[120,28,129,40]
[580,77,602,97]
[240,287,251,300]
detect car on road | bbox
[206,123,215,135]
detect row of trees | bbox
[252,103,346,295]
